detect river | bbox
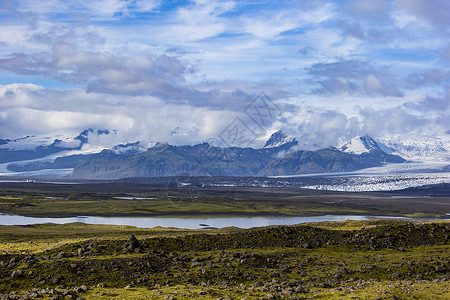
[0,213,418,229]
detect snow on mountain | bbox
[375,135,450,162]
[110,142,149,155]
[0,129,150,173]
[0,129,119,151]
[340,135,380,154]
[0,129,131,153]
[0,134,81,151]
[264,130,296,148]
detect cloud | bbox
[397,0,450,32]
[158,0,235,42]
[342,0,394,22]
[0,21,291,111]
[1,82,448,149]
[307,60,403,97]
[405,69,450,89]
[7,0,162,20]
[29,24,105,47]
[402,89,450,112]
[0,48,185,94]
[0,44,244,107]
[0,83,242,144]
[275,89,450,149]
[295,109,355,149]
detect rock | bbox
[77,248,85,256]
[122,235,140,253]
[75,285,88,293]
[435,266,444,272]
[253,281,263,288]
[10,269,23,278]
[295,285,307,293]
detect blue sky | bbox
[0,0,449,148]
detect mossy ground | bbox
[0,220,449,299]
[79,281,450,300]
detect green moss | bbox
[0,220,449,299]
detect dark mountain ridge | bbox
[72,132,405,179]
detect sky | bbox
[0,0,449,149]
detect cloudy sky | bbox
[0,0,449,148]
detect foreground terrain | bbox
[0,220,449,299]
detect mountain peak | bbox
[340,135,380,154]
[264,130,296,148]
[75,129,112,144]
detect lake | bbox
[0,213,418,229]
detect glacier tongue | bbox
[303,173,450,192]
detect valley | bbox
[0,181,449,219]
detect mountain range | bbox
[0,129,413,179]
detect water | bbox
[113,197,156,200]
[0,213,412,229]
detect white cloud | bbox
[9,0,162,20]
[0,83,246,145]
[397,0,450,32]
[241,4,334,39]
[307,60,403,97]
[156,0,234,42]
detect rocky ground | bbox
[0,220,449,299]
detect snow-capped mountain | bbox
[264,130,296,148]
[0,134,81,151]
[110,141,150,155]
[0,129,117,152]
[2,129,448,181]
[0,129,149,174]
[340,135,380,154]
[375,135,450,162]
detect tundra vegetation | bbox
[0,220,449,299]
